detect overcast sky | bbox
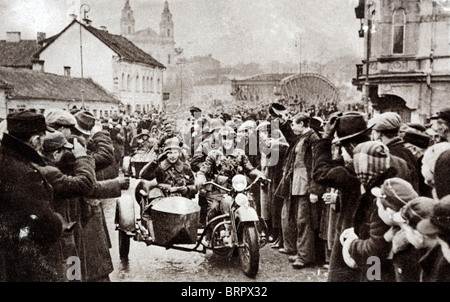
[0,0,364,66]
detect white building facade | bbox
[35,19,165,115]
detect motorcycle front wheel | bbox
[238,224,259,278]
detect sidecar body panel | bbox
[149,196,200,245]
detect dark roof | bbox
[0,67,119,103]
[0,40,43,68]
[36,20,165,69]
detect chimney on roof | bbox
[6,32,21,42]
[31,59,45,72]
[37,32,46,44]
[100,26,108,32]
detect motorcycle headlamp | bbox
[235,193,249,207]
[232,175,247,192]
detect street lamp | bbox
[364,1,376,109]
[295,32,302,74]
[79,4,90,110]
[174,47,184,107]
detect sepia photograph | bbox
[0,0,450,289]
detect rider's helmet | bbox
[218,126,236,146]
[163,137,182,153]
[218,125,236,137]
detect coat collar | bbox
[1,133,46,166]
[160,158,184,172]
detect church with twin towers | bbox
[121,0,176,69]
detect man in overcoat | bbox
[0,111,65,281]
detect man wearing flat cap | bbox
[37,131,97,281]
[0,110,65,281]
[45,108,77,139]
[370,112,420,193]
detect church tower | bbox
[159,1,174,40]
[121,0,135,36]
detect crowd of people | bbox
[0,99,449,282]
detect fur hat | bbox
[371,177,419,212]
[7,110,54,135]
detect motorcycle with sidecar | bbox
[115,173,269,278]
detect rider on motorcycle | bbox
[195,125,266,221]
[139,137,197,200]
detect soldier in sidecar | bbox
[116,137,199,257]
[136,136,198,229]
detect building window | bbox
[142,77,146,92]
[157,78,161,93]
[151,77,154,92]
[64,66,71,77]
[122,73,125,90]
[136,75,140,92]
[392,9,405,54]
[127,74,131,91]
[168,54,171,65]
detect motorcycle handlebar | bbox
[203,176,271,192]
[245,176,271,191]
[203,181,231,192]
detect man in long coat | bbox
[72,111,117,282]
[0,111,64,281]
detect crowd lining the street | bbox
[0,100,449,282]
